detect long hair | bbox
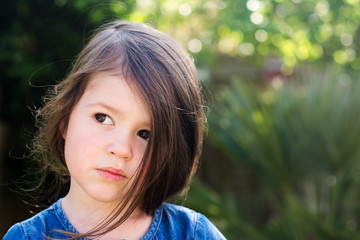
[31,21,205,238]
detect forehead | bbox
[83,72,151,120]
[86,72,142,99]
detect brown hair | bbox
[32,21,205,239]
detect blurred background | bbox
[2,0,360,239]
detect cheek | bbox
[134,141,148,166]
[137,138,148,155]
[128,142,148,179]
[63,138,80,168]
[65,134,98,159]
[63,128,99,168]
[138,150,151,181]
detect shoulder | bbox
[192,211,227,239]
[3,222,26,240]
[145,203,226,239]
[3,208,55,240]
[162,202,198,223]
[3,199,75,240]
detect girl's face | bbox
[63,73,151,206]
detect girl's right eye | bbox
[94,113,113,125]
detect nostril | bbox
[106,137,133,159]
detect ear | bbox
[59,120,67,140]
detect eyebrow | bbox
[86,102,123,116]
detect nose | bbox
[107,131,133,160]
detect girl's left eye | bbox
[94,113,113,125]
[137,130,150,140]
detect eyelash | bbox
[94,113,113,125]
[94,113,150,140]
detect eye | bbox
[137,130,150,140]
[94,113,113,125]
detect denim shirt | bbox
[3,199,226,239]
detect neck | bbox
[61,194,152,240]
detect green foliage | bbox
[129,0,360,71]
[207,66,360,238]
[185,178,267,239]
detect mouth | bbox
[96,167,127,183]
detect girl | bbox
[4,21,226,239]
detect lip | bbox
[96,167,127,183]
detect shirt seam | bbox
[54,198,79,234]
[18,222,44,240]
[19,223,27,240]
[142,204,164,240]
[193,212,200,240]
